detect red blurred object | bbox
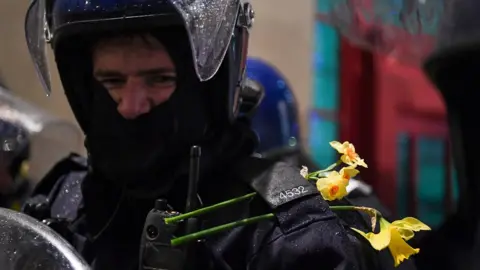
[319,0,451,216]
[318,0,442,68]
[338,39,452,217]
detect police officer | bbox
[22,0,410,269]
[246,57,393,218]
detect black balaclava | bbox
[86,28,211,196]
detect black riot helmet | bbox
[25,0,255,188]
[26,0,254,131]
[423,0,480,220]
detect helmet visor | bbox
[25,0,51,94]
[25,0,241,95]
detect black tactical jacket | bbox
[22,152,415,270]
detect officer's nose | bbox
[117,82,151,119]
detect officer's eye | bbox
[145,74,176,87]
[98,77,126,89]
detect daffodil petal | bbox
[319,186,335,201]
[328,171,341,177]
[341,167,360,179]
[350,226,391,250]
[345,142,355,152]
[395,227,415,241]
[318,171,340,180]
[356,158,368,168]
[350,227,368,238]
[316,178,329,190]
[329,141,345,153]
[392,217,431,232]
[340,155,355,166]
[336,185,348,200]
[388,228,420,267]
[317,179,334,200]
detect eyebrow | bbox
[93,67,175,77]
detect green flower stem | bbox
[170,205,378,246]
[331,205,382,217]
[171,213,275,246]
[307,160,342,178]
[164,192,257,224]
[317,160,342,173]
[331,205,356,211]
[167,161,347,225]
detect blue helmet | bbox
[246,58,300,154]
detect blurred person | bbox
[0,86,83,214]
[0,103,88,270]
[315,0,480,269]
[415,0,480,269]
[21,0,424,269]
[0,120,32,211]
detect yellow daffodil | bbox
[316,166,358,200]
[338,166,360,185]
[390,217,431,241]
[351,217,431,267]
[317,179,347,201]
[330,141,368,168]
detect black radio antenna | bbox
[185,145,201,214]
[183,145,201,270]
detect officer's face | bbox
[92,34,176,119]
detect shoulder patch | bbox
[236,157,318,209]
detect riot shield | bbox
[0,86,84,184]
[0,207,89,269]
